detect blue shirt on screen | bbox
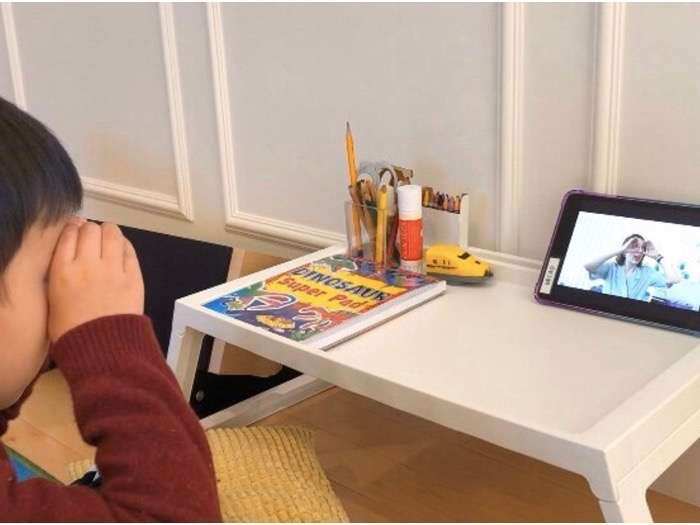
[589,262,667,300]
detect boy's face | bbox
[0,220,67,409]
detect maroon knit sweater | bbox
[0,315,222,522]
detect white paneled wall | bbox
[218,3,498,249]
[619,4,700,203]
[2,2,700,506]
[0,7,13,99]
[11,4,191,218]
[519,4,596,259]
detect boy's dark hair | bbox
[0,96,82,279]
[616,233,645,266]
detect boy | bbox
[0,97,221,521]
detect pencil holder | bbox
[344,201,400,267]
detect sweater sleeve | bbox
[0,315,222,522]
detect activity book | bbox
[203,254,445,349]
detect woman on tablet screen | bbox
[584,234,682,300]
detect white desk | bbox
[167,245,700,522]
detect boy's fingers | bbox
[68,215,86,227]
[123,239,142,278]
[76,222,102,260]
[101,223,125,261]
[52,223,79,265]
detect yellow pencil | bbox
[375,185,388,266]
[345,122,362,256]
[346,122,358,185]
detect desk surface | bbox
[326,264,697,436]
[176,245,700,490]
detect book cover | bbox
[203,255,440,343]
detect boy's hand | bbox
[48,222,144,342]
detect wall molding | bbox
[159,2,195,221]
[6,3,195,222]
[207,3,342,251]
[228,212,346,250]
[82,4,195,221]
[81,176,184,218]
[82,4,194,221]
[206,4,531,254]
[591,3,626,195]
[499,3,525,255]
[207,3,238,226]
[2,3,27,109]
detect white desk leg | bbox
[167,319,331,429]
[588,458,653,523]
[593,473,653,524]
[598,493,652,523]
[591,405,700,523]
[167,323,205,401]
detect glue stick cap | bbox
[400,259,423,274]
[397,185,422,220]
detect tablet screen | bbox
[536,191,700,335]
[558,211,700,312]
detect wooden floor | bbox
[4,369,700,522]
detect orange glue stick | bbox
[397,185,423,273]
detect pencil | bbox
[375,185,388,266]
[367,180,377,205]
[351,183,372,254]
[384,185,396,263]
[345,123,362,255]
[345,122,358,185]
[348,184,365,256]
[386,190,399,264]
[359,180,371,207]
[358,181,376,243]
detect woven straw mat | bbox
[68,426,349,523]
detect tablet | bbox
[535,190,700,336]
